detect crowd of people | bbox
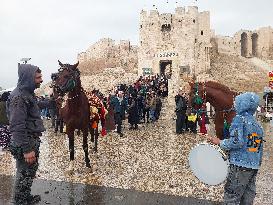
[0,73,211,151]
[0,91,12,151]
[96,74,168,137]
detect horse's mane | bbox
[206,81,236,95]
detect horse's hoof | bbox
[93,148,98,153]
[65,169,73,175]
[68,161,75,171]
[91,138,94,143]
[86,163,91,168]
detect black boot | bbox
[15,195,41,205]
[27,195,41,204]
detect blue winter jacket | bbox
[220,92,264,170]
[110,96,128,116]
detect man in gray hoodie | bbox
[7,63,46,205]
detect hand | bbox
[23,151,36,165]
[208,136,221,145]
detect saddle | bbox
[85,91,107,130]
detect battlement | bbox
[140,6,203,21]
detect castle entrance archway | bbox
[160,60,172,78]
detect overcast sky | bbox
[0,0,272,89]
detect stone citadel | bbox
[77,6,272,93]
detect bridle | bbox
[53,65,81,96]
[191,81,236,115]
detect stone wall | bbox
[78,38,138,75]
[215,27,273,59]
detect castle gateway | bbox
[138,6,211,77]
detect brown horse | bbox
[189,81,237,140]
[53,60,92,168]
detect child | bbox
[187,111,197,134]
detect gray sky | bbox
[0,0,272,89]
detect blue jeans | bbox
[149,109,156,122]
[224,164,258,205]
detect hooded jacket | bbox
[220,92,264,169]
[7,64,45,153]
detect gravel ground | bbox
[0,118,272,204]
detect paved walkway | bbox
[0,175,219,205]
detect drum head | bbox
[189,144,228,185]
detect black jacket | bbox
[175,95,187,112]
[7,64,46,153]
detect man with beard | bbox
[7,63,47,205]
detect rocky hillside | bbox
[77,38,138,75]
[81,67,138,94]
[36,67,138,96]
[210,53,268,93]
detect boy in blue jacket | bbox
[208,92,264,205]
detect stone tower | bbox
[138,6,211,77]
[138,6,212,118]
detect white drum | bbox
[189,143,229,185]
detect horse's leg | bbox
[60,119,64,133]
[68,129,75,161]
[77,129,81,136]
[90,127,94,143]
[94,127,98,153]
[215,112,224,140]
[67,127,75,172]
[82,129,91,168]
[55,118,59,133]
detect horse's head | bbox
[188,81,206,111]
[54,60,80,96]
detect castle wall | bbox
[215,27,273,59]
